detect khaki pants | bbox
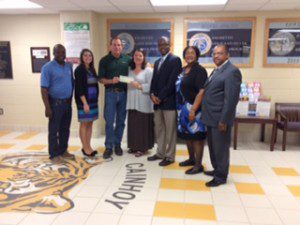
[154,109,177,161]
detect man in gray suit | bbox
[202,44,242,187]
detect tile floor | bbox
[0,131,300,225]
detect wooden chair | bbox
[275,103,300,151]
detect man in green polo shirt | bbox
[99,37,131,159]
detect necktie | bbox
[158,57,164,70]
[208,68,218,82]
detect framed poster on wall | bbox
[107,18,174,64]
[184,17,256,68]
[64,22,90,64]
[30,47,50,73]
[0,41,13,79]
[264,18,300,67]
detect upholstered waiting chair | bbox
[275,103,300,151]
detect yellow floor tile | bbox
[287,186,300,197]
[0,131,10,138]
[230,165,252,174]
[25,145,46,151]
[0,143,14,149]
[235,182,265,195]
[154,201,216,220]
[176,150,188,156]
[160,178,210,191]
[15,132,38,140]
[272,167,299,176]
[68,146,81,152]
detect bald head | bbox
[53,44,66,64]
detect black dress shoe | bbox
[204,170,215,177]
[159,158,174,167]
[179,159,195,167]
[185,166,204,175]
[114,146,123,156]
[81,149,97,157]
[103,148,113,159]
[205,178,226,187]
[147,154,161,161]
[128,148,137,154]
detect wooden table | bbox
[233,116,277,151]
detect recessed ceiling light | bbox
[150,0,228,6]
[0,0,42,9]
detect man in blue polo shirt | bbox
[40,44,74,162]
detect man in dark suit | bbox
[202,44,242,187]
[147,36,182,166]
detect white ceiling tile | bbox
[110,0,151,6]
[92,6,121,13]
[224,3,263,11]
[269,0,300,2]
[69,0,112,7]
[118,6,154,13]
[260,2,300,10]
[188,5,225,11]
[153,6,188,12]
[227,0,269,4]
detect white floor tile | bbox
[185,191,213,204]
[244,208,283,225]
[276,209,300,225]
[118,215,152,225]
[124,200,156,216]
[52,212,90,225]
[93,198,126,214]
[76,186,107,198]
[268,195,300,210]
[215,206,248,223]
[157,190,185,203]
[152,217,185,225]
[135,187,159,201]
[261,184,294,197]
[212,192,243,207]
[70,197,99,212]
[18,213,57,225]
[0,213,28,225]
[217,222,250,225]
[185,219,217,225]
[84,213,120,225]
[210,182,238,194]
[239,194,272,208]
[162,170,185,179]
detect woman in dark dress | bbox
[74,49,99,157]
[176,46,208,174]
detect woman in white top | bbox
[126,49,154,157]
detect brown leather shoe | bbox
[62,151,75,159]
[50,156,62,164]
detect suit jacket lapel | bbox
[159,53,172,72]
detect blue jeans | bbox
[104,91,127,149]
[48,100,72,159]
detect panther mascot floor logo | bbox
[0,153,102,214]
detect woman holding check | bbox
[126,49,154,157]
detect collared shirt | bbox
[98,52,131,91]
[217,59,229,70]
[208,59,229,82]
[40,60,73,99]
[158,51,170,70]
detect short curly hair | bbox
[183,46,200,60]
